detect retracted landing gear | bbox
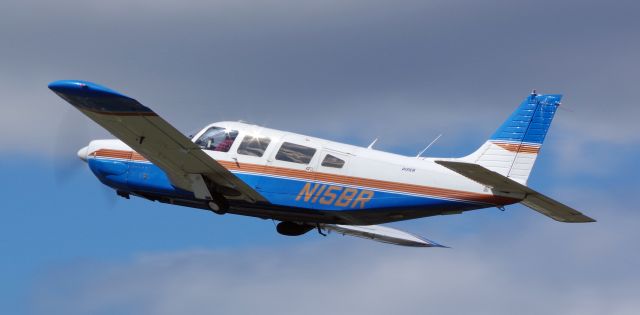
[208,195,229,215]
[208,202,224,214]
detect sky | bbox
[1,0,639,314]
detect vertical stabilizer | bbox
[459,92,561,185]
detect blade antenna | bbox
[367,138,378,149]
[416,134,442,158]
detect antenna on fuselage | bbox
[416,134,442,158]
[367,138,378,149]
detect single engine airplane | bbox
[49,80,595,247]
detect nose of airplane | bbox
[77,146,89,162]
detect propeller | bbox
[52,108,88,184]
[52,108,118,207]
[99,182,118,208]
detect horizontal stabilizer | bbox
[435,160,595,223]
[320,224,446,248]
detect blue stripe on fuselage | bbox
[88,158,484,213]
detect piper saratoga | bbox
[49,80,594,247]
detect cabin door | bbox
[305,150,355,209]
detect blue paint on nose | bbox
[88,159,130,191]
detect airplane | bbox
[49,80,595,247]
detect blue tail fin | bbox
[491,92,562,145]
[461,92,562,184]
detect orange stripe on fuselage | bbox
[91,149,518,205]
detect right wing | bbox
[435,160,595,223]
[320,224,447,247]
[49,80,267,203]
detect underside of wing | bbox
[320,224,447,247]
[49,80,267,203]
[435,160,595,223]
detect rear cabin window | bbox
[275,142,316,164]
[321,154,345,168]
[195,127,239,152]
[237,136,271,157]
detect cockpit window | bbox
[195,127,239,152]
[237,135,271,157]
[275,142,316,164]
[321,154,345,168]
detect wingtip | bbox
[560,216,597,223]
[48,80,153,115]
[416,236,449,248]
[48,80,130,99]
[427,241,450,248]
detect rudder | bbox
[459,91,561,185]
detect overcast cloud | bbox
[1,1,638,314]
[29,191,640,315]
[1,0,639,155]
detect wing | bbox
[435,160,595,223]
[49,80,267,203]
[320,224,446,247]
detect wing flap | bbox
[435,160,595,223]
[50,80,266,203]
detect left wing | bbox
[49,80,267,203]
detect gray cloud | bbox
[26,180,639,315]
[28,197,640,315]
[2,2,638,313]
[1,0,639,160]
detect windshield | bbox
[194,127,239,152]
[185,128,202,140]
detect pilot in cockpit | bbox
[194,127,238,152]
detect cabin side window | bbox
[321,154,345,168]
[195,127,239,152]
[275,142,316,164]
[237,136,271,157]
